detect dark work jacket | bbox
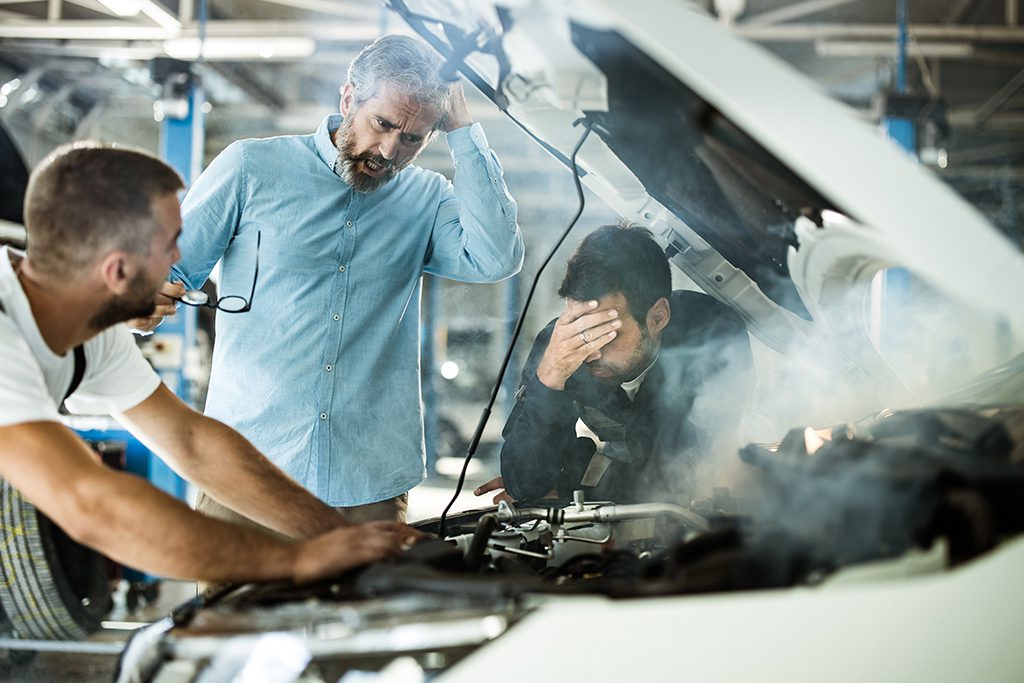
[500,290,753,505]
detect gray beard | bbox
[335,119,401,194]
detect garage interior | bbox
[0,0,1022,681]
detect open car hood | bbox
[391,0,1024,406]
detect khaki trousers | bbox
[193,490,409,593]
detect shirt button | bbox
[319,413,328,420]
[338,265,346,272]
[333,314,341,321]
[325,364,333,372]
[346,221,353,227]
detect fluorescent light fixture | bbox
[815,40,974,58]
[96,0,141,17]
[163,37,316,60]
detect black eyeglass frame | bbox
[175,231,261,314]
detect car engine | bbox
[116,406,1024,682]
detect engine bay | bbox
[117,406,1024,682]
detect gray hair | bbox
[24,141,183,277]
[346,34,450,126]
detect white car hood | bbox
[392,0,1024,406]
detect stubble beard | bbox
[88,270,158,330]
[589,327,658,385]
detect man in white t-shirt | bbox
[0,142,420,585]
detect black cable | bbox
[438,119,595,539]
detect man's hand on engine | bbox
[292,521,426,584]
[536,300,620,391]
[128,280,185,334]
[473,476,514,505]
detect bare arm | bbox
[117,384,347,539]
[0,421,410,583]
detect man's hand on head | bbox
[535,300,621,390]
[128,281,185,335]
[442,81,474,133]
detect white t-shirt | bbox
[0,247,161,428]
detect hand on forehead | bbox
[565,296,624,319]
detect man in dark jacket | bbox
[475,224,752,505]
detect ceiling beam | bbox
[256,0,377,19]
[945,0,981,24]
[7,19,1021,44]
[736,23,1024,42]
[951,139,1024,164]
[740,0,857,28]
[975,65,1024,128]
[0,39,161,59]
[949,108,1024,130]
[207,61,286,109]
[0,19,387,40]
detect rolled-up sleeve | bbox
[425,123,524,282]
[172,141,248,290]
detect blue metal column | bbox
[879,0,914,355]
[156,79,203,411]
[161,82,204,187]
[143,80,204,504]
[883,0,916,152]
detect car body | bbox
[118,2,1024,681]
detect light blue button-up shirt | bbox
[173,115,523,506]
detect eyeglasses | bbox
[176,231,260,313]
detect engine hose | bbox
[467,514,498,571]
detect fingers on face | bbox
[559,299,598,325]
[576,309,619,334]
[576,329,618,355]
[560,309,616,343]
[589,321,621,344]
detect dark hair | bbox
[346,34,449,126]
[558,224,671,324]
[24,142,183,276]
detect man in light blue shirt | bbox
[138,35,523,525]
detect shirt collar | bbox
[620,351,659,401]
[314,114,345,176]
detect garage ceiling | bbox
[0,0,1021,238]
